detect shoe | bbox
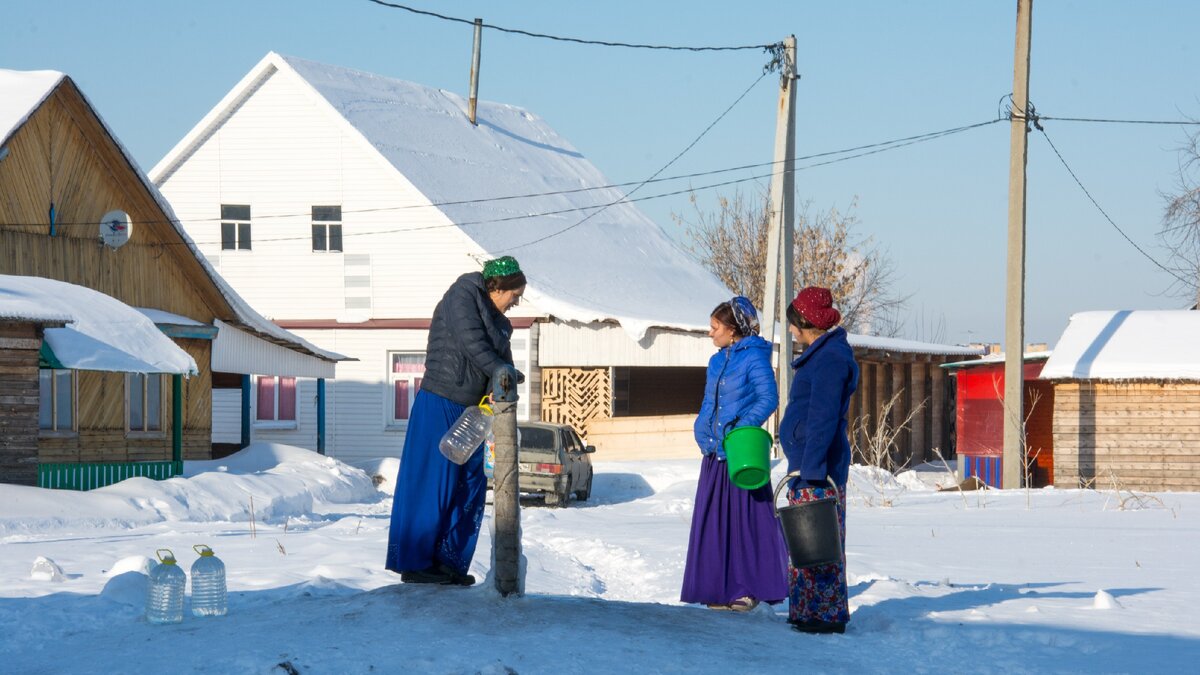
[434,563,475,587]
[729,597,759,612]
[790,619,846,634]
[400,567,453,584]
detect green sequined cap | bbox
[482,256,521,279]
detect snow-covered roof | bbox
[1040,310,1200,380]
[941,351,1051,369]
[136,308,207,327]
[155,53,733,339]
[0,69,63,146]
[848,334,983,357]
[0,275,197,374]
[0,67,345,366]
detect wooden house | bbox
[1040,310,1200,492]
[0,68,343,488]
[941,353,1054,487]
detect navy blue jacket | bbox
[779,327,859,488]
[420,272,515,406]
[693,335,778,458]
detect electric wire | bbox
[1039,116,1200,126]
[1036,126,1196,288]
[364,0,778,52]
[496,68,771,253]
[0,118,1003,237]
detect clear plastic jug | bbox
[190,544,228,617]
[146,549,185,624]
[439,397,494,465]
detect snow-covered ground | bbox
[2,444,1198,674]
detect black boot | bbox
[790,619,846,634]
[400,566,453,584]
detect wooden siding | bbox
[0,79,224,468]
[37,340,212,463]
[540,367,613,436]
[0,323,41,485]
[1052,382,1200,491]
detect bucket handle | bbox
[773,472,839,517]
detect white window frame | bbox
[387,351,426,430]
[126,372,164,438]
[38,368,77,437]
[220,204,252,251]
[254,375,298,430]
[312,205,343,253]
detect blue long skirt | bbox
[384,389,487,576]
[680,454,789,605]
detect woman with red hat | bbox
[779,286,859,634]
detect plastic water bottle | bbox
[439,397,494,465]
[483,428,496,479]
[146,549,185,624]
[189,544,227,617]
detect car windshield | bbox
[519,427,556,451]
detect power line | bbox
[1036,126,1196,288]
[364,0,778,52]
[498,68,771,253]
[1040,116,1200,126]
[0,118,1003,245]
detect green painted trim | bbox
[157,324,218,340]
[172,374,183,463]
[37,460,183,491]
[38,342,65,369]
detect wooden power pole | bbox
[763,35,798,428]
[468,18,483,125]
[1003,0,1033,489]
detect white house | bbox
[150,53,743,464]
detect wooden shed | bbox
[941,353,1054,487]
[0,68,343,488]
[1040,310,1200,492]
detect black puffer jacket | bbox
[420,272,515,406]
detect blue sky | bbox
[4,1,1198,345]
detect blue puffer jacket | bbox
[779,327,859,489]
[693,334,778,458]
[419,272,515,407]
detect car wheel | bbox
[574,469,592,502]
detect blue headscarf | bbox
[729,296,760,337]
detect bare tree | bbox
[674,188,907,335]
[1160,124,1200,307]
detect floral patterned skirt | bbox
[786,483,849,624]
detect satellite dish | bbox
[99,210,132,248]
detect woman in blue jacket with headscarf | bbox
[680,297,788,612]
[779,286,859,634]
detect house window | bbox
[220,204,252,251]
[389,353,425,425]
[312,205,343,252]
[257,376,297,422]
[38,369,74,432]
[127,373,163,433]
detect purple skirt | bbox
[680,454,788,605]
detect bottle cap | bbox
[193,544,215,557]
[156,548,177,565]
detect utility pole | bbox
[490,365,522,596]
[468,18,483,125]
[763,35,798,428]
[1003,0,1033,489]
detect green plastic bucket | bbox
[723,426,772,490]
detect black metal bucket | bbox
[773,472,842,569]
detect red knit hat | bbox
[791,286,841,330]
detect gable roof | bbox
[152,52,733,339]
[0,67,345,367]
[1040,310,1200,380]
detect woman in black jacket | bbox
[385,256,525,586]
